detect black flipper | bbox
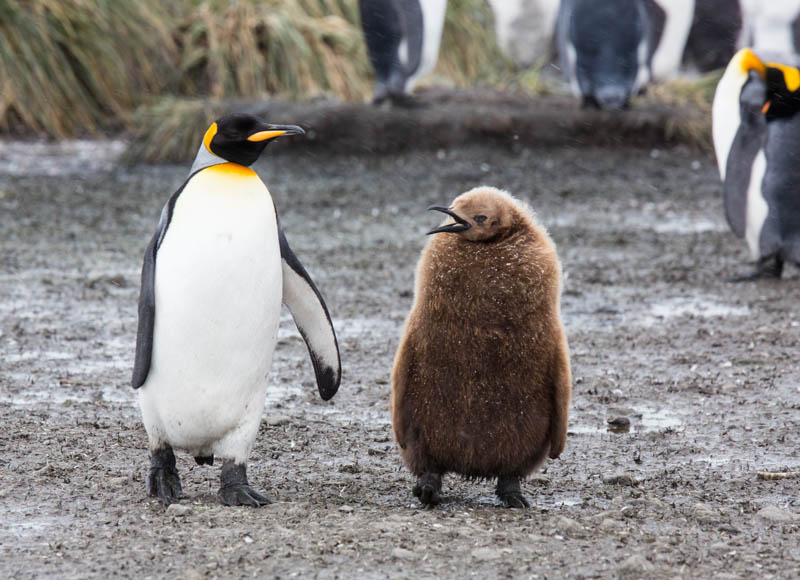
[276,212,341,401]
[131,179,190,388]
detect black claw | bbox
[218,461,271,507]
[730,256,784,282]
[218,485,272,507]
[147,447,184,506]
[412,472,442,506]
[498,492,530,509]
[496,475,529,509]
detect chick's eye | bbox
[474,214,487,224]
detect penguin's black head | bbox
[762,64,800,121]
[202,113,305,166]
[427,187,519,243]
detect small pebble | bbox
[166,503,191,517]
[756,506,799,523]
[603,474,638,486]
[472,547,501,561]
[391,547,418,561]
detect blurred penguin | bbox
[739,0,800,55]
[558,0,653,109]
[487,0,560,67]
[713,47,800,279]
[391,186,571,508]
[358,0,447,105]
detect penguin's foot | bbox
[495,475,530,509]
[730,256,784,282]
[147,446,184,506]
[412,472,442,506]
[218,461,271,507]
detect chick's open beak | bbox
[427,205,471,235]
[247,124,305,142]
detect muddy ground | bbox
[1,109,799,579]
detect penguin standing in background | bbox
[133,113,341,506]
[358,0,447,105]
[558,0,652,109]
[713,48,800,279]
[391,186,572,508]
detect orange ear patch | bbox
[765,63,800,92]
[203,122,218,153]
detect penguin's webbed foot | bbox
[495,475,530,509]
[147,446,184,506]
[412,472,442,506]
[730,256,783,282]
[218,461,271,507]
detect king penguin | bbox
[391,186,572,508]
[358,0,447,105]
[132,113,341,506]
[557,0,652,109]
[713,48,800,279]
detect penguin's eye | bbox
[474,215,487,224]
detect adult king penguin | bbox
[132,113,341,506]
[391,187,572,508]
[558,0,652,109]
[358,0,446,105]
[713,48,800,279]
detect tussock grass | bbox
[178,0,372,101]
[647,71,722,151]
[0,0,176,138]
[123,98,227,164]
[435,0,513,86]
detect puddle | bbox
[638,297,750,327]
[0,139,125,176]
[570,404,683,434]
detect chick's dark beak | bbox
[247,124,305,142]
[427,205,471,235]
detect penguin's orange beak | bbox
[427,206,471,235]
[247,124,305,142]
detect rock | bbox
[180,568,205,580]
[339,505,354,513]
[607,416,631,432]
[471,547,501,561]
[691,503,716,522]
[551,516,585,538]
[391,547,418,561]
[618,555,653,577]
[708,542,729,555]
[265,415,291,427]
[603,473,638,486]
[166,503,191,517]
[599,518,622,532]
[756,506,800,523]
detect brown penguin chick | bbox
[391,186,571,508]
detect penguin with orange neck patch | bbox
[391,186,572,508]
[133,113,341,506]
[713,48,800,279]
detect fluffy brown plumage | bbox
[391,186,571,508]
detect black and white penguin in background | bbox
[557,0,653,109]
[739,0,800,56]
[358,0,447,104]
[713,48,800,279]
[133,113,341,506]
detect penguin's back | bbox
[140,164,283,451]
[392,206,570,478]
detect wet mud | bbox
[1,132,799,578]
